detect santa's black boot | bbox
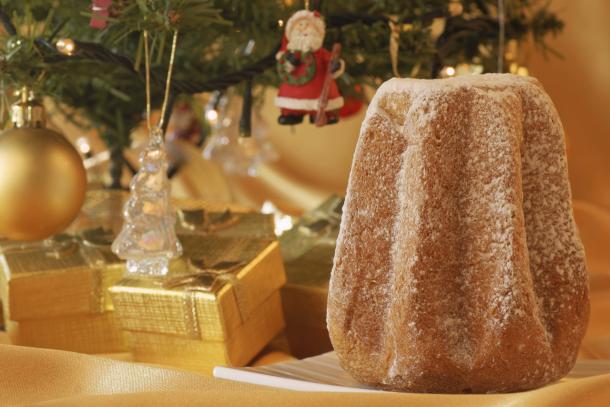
[278,114,304,125]
[325,112,339,125]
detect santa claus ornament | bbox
[275,10,345,126]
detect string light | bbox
[205,109,219,124]
[75,136,91,155]
[448,0,464,16]
[509,63,529,76]
[516,66,529,76]
[262,201,294,236]
[55,38,76,56]
[445,66,456,76]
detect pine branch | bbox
[41,37,279,94]
[40,11,448,96]
[0,8,16,36]
[0,0,566,165]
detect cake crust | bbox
[327,74,589,393]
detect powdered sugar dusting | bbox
[327,74,589,393]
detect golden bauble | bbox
[0,126,87,241]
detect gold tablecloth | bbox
[0,344,609,406]
[0,200,609,406]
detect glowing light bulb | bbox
[448,0,464,16]
[56,38,76,56]
[261,201,294,236]
[446,66,456,76]
[205,109,219,124]
[76,136,91,155]
[516,66,529,76]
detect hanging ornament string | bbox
[143,30,152,131]
[142,29,180,134]
[159,30,179,130]
[388,16,401,78]
[0,79,6,126]
[497,0,505,73]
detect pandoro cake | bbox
[327,74,589,393]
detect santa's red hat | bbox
[285,10,325,39]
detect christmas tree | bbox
[0,0,563,185]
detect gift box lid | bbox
[109,236,285,342]
[0,236,123,321]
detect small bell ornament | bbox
[203,95,277,176]
[0,88,87,241]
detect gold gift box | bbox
[176,205,276,240]
[280,195,343,358]
[282,244,334,358]
[109,235,286,374]
[0,238,123,320]
[71,190,276,241]
[0,189,277,356]
[5,312,125,354]
[0,236,126,353]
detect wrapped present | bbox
[70,190,276,240]
[0,233,126,353]
[0,189,279,356]
[109,235,286,374]
[5,313,124,354]
[176,207,275,239]
[280,195,343,358]
[0,190,128,353]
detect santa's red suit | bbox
[275,10,344,124]
[276,47,344,114]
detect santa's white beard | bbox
[287,31,323,53]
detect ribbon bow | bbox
[162,259,245,292]
[0,234,79,259]
[298,197,343,237]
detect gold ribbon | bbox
[163,259,245,292]
[163,259,245,339]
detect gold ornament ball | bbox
[0,126,87,241]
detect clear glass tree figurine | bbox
[112,126,182,276]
